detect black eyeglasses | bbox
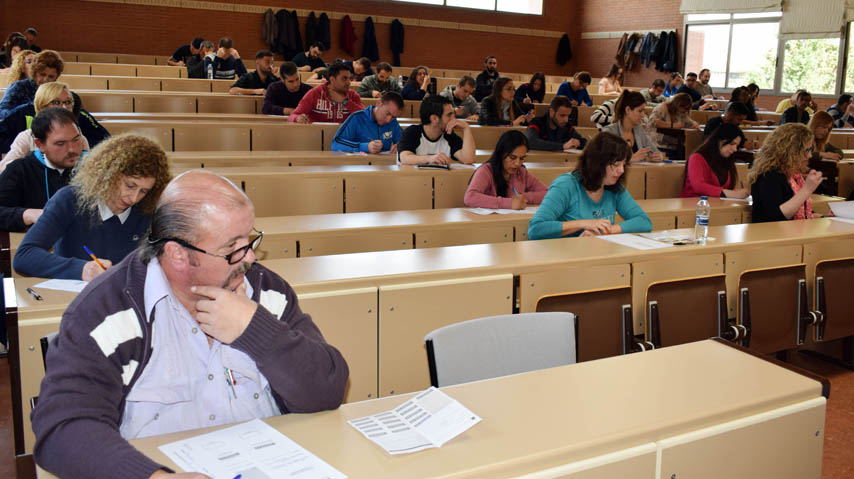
[149,230,263,265]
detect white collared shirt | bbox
[119,258,280,440]
[97,202,132,224]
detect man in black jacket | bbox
[474,56,499,102]
[526,96,587,151]
[0,107,81,232]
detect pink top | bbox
[464,163,548,209]
[680,153,732,198]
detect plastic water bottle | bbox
[694,196,710,245]
[207,63,214,80]
[398,74,403,86]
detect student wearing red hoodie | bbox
[288,61,365,124]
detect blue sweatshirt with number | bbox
[330,106,402,153]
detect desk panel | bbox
[415,224,513,249]
[519,263,630,313]
[345,174,432,213]
[802,238,854,298]
[433,170,474,209]
[378,275,513,397]
[624,167,645,199]
[297,288,379,402]
[241,175,344,216]
[644,165,685,199]
[174,125,250,152]
[300,232,412,257]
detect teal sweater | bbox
[528,172,652,239]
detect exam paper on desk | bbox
[349,387,481,455]
[465,206,538,215]
[829,201,854,219]
[33,279,89,293]
[597,233,676,250]
[159,419,346,479]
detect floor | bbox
[0,353,851,478]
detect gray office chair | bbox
[425,312,577,388]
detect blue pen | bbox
[232,475,242,479]
[83,245,107,270]
[512,186,520,196]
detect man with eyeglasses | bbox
[32,169,349,479]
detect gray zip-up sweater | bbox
[439,85,479,118]
[32,251,349,479]
[356,73,401,98]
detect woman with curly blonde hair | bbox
[748,123,823,223]
[13,134,171,280]
[1,49,34,88]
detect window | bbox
[393,0,543,14]
[781,38,840,95]
[684,12,853,96]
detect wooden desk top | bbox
[266,219,854,292]
[168,150,577,164]
[111,340,822,479]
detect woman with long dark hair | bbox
[479,77,531,126]
[400,65,431,100]
[464,130,546,209]
[528,132,651,239]
[601,90,660,163]
[680,123,748,199]
[514,72,546,104]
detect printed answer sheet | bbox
[829,201,854,219]
[348,387,481,455]
[464,206,538,215]
[159,419,346,479]
[597,233,676,250]
[33,279,88,293]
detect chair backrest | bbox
[645,274,727,348]
[738,264,807,354]
[536,286,632,362]
[424,312,576,388]
[814,258,854,342]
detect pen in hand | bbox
[83,245,107,270]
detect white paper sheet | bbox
[32,279,89,293]
[563,148,584,154]
[596,233,676,250]
[348,387,481,455]
[638,231,694,244]
[829,216,854,224]
[464,206,538,215]
[720,195,751,203]
[829,201,854,219]
[158,419,346,479]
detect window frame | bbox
[682,13,851,98]
[391,0,543,16]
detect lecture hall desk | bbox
[36,339,829,479]
[10,220,854,453]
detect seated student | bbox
[1,48,34,88]
[14,134,170,280]
[590,98,617,129]
[601,90,661,163]
[663,72,683,98]
[71,92,110,150]
[1,82,90,167]
[186,41,214,79]
[0,49,63,118]
[779,90,811,125]
[675,72,717,111]
[401,65,432,101]
[0,33,28,71]
[730,86,773,126]
[0,108,82,232]
[167,36,203,66]
[680,123,748,199]
[749,123,822,223]
[528,132,652,239]
[398,94,475,165]
[598,64,624,95]
[514,72,546,105]
[289,61,365,124]
[702,103,760,152]
[464,130,547,209]
[23,27,41,53]
[526,95,587,151]
[556,71,593,106]
[694,69,719,99]
[776,89,816,114]
[204,37,247,80]
[229,50,276,95]
[262,61,312,116]
[439,75,479,120]
[357,62,401,98]
[645,92,700,162]
[31,170,349,479]
[345,57,374,81]
[304,68,328,85]
[826,94,854,128]
[808,111,843,196]
[475,55,499,102]
[641,79,667,105]
[292,42,328,72]
[479,77,532,126]
[331,91,403,153]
